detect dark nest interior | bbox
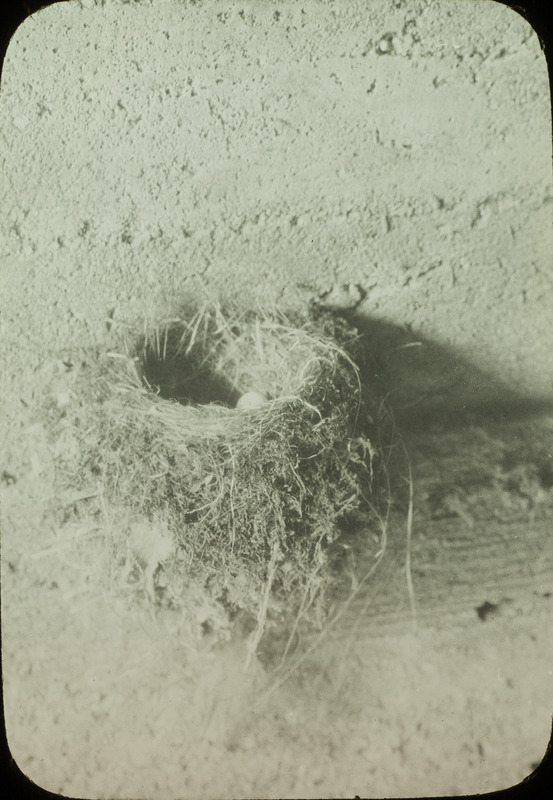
[74,302,397,662]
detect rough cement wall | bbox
[1,0,552,398]
[2,4,553,797]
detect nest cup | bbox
[91,303,385,649]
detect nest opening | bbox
[141,333,241,408]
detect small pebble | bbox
[377,34,395,54]
[316,282,366,311]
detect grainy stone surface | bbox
[1,0,551,394]
[1,1,552,798]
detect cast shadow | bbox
[347,310,553,437]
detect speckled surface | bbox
[1,1,552,798]
[1,0,552,394]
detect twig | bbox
[237,512,390,718]
[404,451,417,628]
[245,540,280,671]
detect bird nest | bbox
[77,302,390,655]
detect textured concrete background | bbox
[1,0,552,402]
[2,3,553,797]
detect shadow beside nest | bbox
[345,311,553,434]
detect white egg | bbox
[236,391,267,410]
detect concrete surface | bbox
[1,0,552,398]
[1,1,553,798]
